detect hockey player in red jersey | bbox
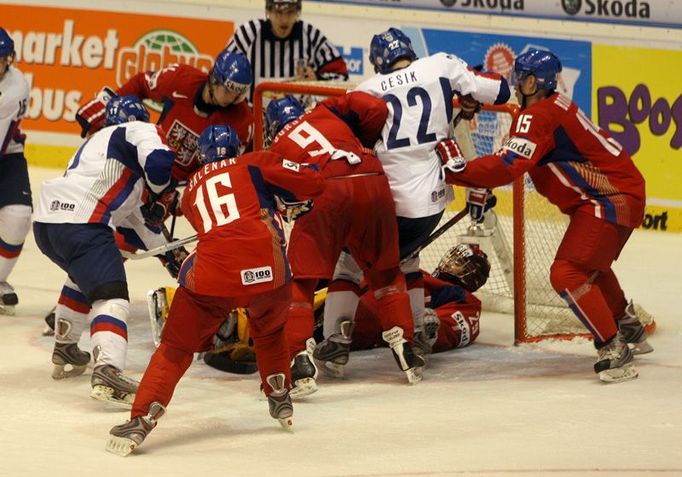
[76,49,255,180]
[437,49,652,383]
[105,124,325,456]
[351,244,489,355]
[266,94,425,395]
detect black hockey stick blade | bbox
[400,208,468,265]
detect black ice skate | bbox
[290,338,318,398]
[594,332,638,384]
[617,301,654,355]
[106,401,165,456]
[382,326,425,384]
[0,281,18,315]
[313,319,352,378]
[52,342,91,379]
[266,373,293,431]
[91,364,139,407]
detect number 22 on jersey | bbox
[193,172,240,233]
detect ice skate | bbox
[265,373,293,431]
[51,342,91,379]
[382,326,425,385]
[290,338,318,398]
[91,364,139,406]
[313,319,352,378]
[594,332,638,384]
[105,402,165,456]
[0,281,18,316]
[42,306,56,336]
[618,301,654,355]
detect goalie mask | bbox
[265,95,305,142]
[209,50,252,104]
[104,95,150,126]
[197,125,241,164]
[369,28,417,74]
[433,243,491,293]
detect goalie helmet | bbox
[209,50,252,104]
[104,95,150,126]
[433,243,491,293]
[265,95,305,141]
[514,49,562,92]
[197,125,241,164]
[0,28,14,58]
[369,28,417,74]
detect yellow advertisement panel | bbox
[593,44,682,233]
[3,5,233,165]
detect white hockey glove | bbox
[76,86,116,138]
[275,196,314,223]
[435,138,467,174]
[466,188,497,223]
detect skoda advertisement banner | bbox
[2,5,233,135]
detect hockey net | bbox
[253,81,655,344]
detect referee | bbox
[225,0,348,101]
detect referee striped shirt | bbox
[226,19,348,100]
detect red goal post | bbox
[252,81,656,344]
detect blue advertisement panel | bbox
[415,28,593,115]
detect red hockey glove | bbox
[435,138,467,174]
[156,246,189,279]
[466,188,497,223]
[75,87,117,138]
[458,93,482,120]
[276,197,314,223]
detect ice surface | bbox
[1,167,681,477]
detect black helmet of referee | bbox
[266,0,302,11]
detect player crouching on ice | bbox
[106,124,325,456]
[33,95,180,405]
[435,49,652,383]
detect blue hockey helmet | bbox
[104,95,150,126]
[198,125,241,164]
[513,49,562,92]
[265,96,305,140]
[369,28,417,74]
[0,28,15,58]
[209,50,253,103]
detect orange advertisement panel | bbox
[3,5,234,135]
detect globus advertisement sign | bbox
[2,5,233,135]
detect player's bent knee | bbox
[550,259,590,294]
[89,281,130,302]
[0,204,32,244]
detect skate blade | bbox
[91,385,135,408]
[630,341,654,355]
[105,435,138,456]
[277,416,294,432]
[406,367,423,385]
[0,304,16,316]
[316,359,345,379]
[599,363,638,384]
[289,378,318,399]
[52,363,87,380]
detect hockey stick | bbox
[121,233,198,260]
[400,208,468,266]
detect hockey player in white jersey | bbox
[317,28,510,367]
[0,28,32,315]
[33,95,179,406]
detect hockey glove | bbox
[276,197,314,223]
[458,93,482,121]
[76,86,116,138]
[156,246,189,279]
[435,138,467,174]
[141,189,179,229]
[466,188,497,223]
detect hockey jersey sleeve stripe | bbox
[0,235,23,258]
[88,168,138,225]
[549,161,617,223]
[0,119,18,156]
[90,314,128,340]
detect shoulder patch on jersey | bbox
[282,159,300,172]
[241,266,273,285]
[502,136,537,160]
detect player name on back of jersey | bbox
[379,70,419,92]
[186,158,238,192]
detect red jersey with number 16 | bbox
[179,151,325,297]
[447,93,645,229]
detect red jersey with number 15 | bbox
[447,93,645,229]
[117,64,254,180]
[179,151,325,297]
